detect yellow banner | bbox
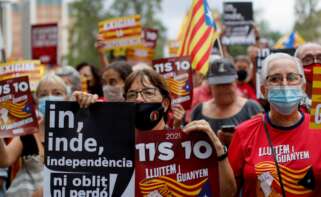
[0,60,46,91]
[98,15,142,50]
[310,66,321,129]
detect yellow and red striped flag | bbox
[177,0,219,75]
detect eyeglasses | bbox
[301,54,321,66]
[266,73,303,86]
[126,88,159,101]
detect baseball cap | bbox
[207,59,237,85]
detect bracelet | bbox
[217,145,228,161]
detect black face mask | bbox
[135,103,165,131]
[237,69,248,82]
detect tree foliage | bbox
[294,0,321,42]
[66,0,104,67]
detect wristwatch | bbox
[217,145,228,161]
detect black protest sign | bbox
[223,2,253,24]
[44,101,135,197]
[222,2,255,45]
[271,48,296,56]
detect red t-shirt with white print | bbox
[228,113,321,197]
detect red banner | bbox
[135,129,219,196]
[127,28,158,65]
[0,76,38,137]
[31,23,58,66]
[153,56,193,109]
[142,28,158,49]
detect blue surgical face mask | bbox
[38,95,65,116]
[267,86,304,115]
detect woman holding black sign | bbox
[70,68,236,196]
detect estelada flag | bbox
[310,65,321,129]
[274,31,305,49]
[177,0,219,75]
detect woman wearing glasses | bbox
[124,69,172,130]
[228,53,321,196]
[124,69,237,196]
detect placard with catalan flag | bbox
[153,56,193,110]
[310,65,321,129]
[127,28,158,65]
[0,60,46,92]
[135,129,219,196]
[98,15,142,50]
[0,76,38,138]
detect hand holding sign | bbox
[172,104,185,129]
[72,91,98,108]
[183,120,225,156]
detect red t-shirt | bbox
[237,82,257,101]
[185,83,212,122]
[229,113,321,197]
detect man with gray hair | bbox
[294,42,321,112]
[55,65,81,95]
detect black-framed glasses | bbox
[266,73,303,86]
[301,54,321,66]
[126,88,159,101]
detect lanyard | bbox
[262,116,286,197]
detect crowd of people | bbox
[0,30,321,196]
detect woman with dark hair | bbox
[124,69,172,130]
[76,62,103,97]
[66,69,236,196]
[124,69,236,196]
[101,61,133,101]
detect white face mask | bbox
[103,85,124,101]
[66,85,72,96]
